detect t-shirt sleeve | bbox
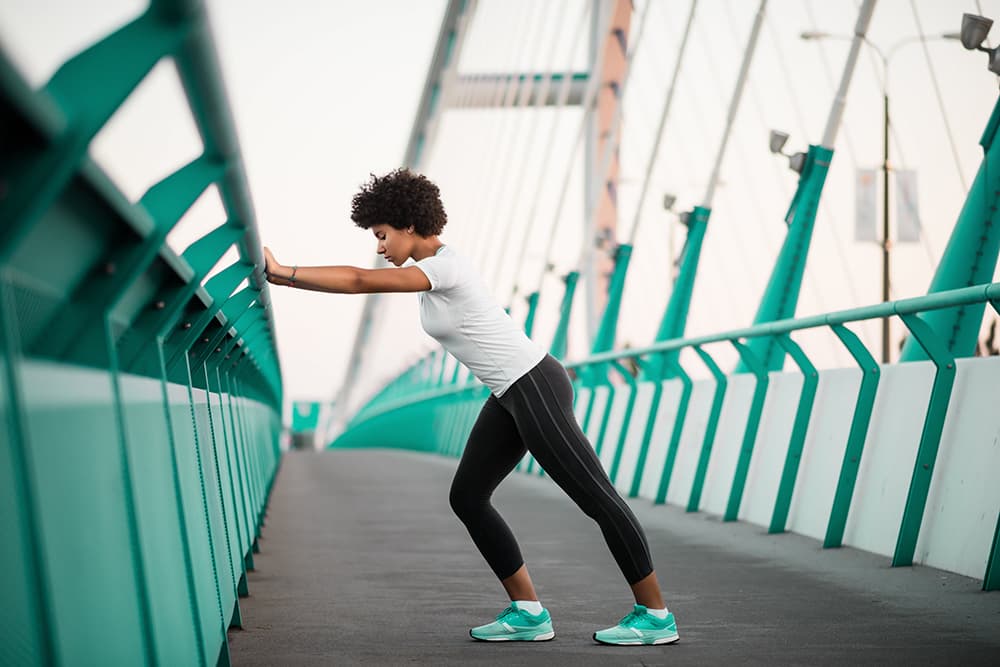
[414,254,461,292]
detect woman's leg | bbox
[449,394,540,600]
[498,356,664,608]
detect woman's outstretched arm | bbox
[263,247,431,294]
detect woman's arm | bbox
[263,247,431,294]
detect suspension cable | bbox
[531,0,617,291]
[500,0,590,305]
[464,2,544,266]
[624,0,698,247]
[471,2,558,271]
[443,7,523,260]
[486,0,579,290]
[907,1,967,191]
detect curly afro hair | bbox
[351,168,447,237]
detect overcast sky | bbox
[3,0,1000,420]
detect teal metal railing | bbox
[332,283,1000,592]
[1,1,282,665]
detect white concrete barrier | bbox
[535,356,1000,583]
[700,374,755,516]
[786,368,859,541]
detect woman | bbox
[263,169,679,646]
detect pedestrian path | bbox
[228,449,1000,665]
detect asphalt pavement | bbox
[228,448,1000,666]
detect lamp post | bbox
[801,30,959,363]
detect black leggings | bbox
[448,353,656,586]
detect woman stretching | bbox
[263,169,679,646]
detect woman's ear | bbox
[407,226,414,234]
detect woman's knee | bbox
[449,480,484,523]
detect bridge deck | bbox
[228,450,1000,665]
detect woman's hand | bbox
[263,246,295,286]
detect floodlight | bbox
[789,152,807,174]
[960,13,993,50]
[769,130,789,154]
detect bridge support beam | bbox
[643,206,710,382]
[549,271,579,361]
[739,145,833,373]
[901,96,1000,362]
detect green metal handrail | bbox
[359,283,1000,407]
[1,1,284,664]
[565,283,1000,367]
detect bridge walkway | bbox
[228,449,1000,666]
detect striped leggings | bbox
[448,353,655,585]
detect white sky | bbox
[3,0,1000,420]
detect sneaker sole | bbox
[471,630,555,642]
[592,633,680,646]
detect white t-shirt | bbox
[406,245,546,397]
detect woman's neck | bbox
[411,239,445,261]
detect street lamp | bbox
[767,129,806,173]
[801,29,960,363]
[959,13,1000,73]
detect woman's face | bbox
[371,223,412,266]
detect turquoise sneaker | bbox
[593,604,680,646]
[470,602,555,642]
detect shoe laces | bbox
[495,605,520,622]
[618,608,645,627]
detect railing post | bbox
[591,378,617,460]
[687,345,727,512]
[198,357,243,630]
[892,313,957,567]
[824,323,880,548]
[652,355,693,504]
[725,339,770,521]
[153,285,227,667]
[211,364,250,600]
[0,281,57,664]
[627,366,664,498]
[769,334,819,533]
[579,362,607,452]
[607,359,639,483]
